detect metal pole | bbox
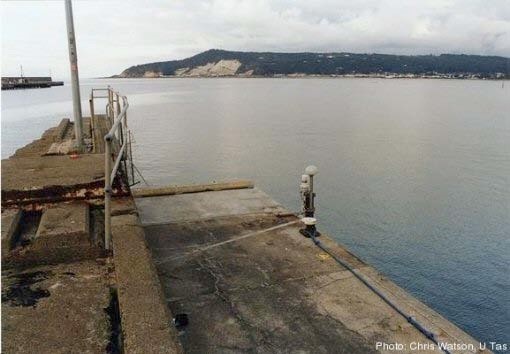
[108,88,114,125]
[309,175,315,214]
[128,131,135,185]
[89,94,95,120]
[65,0,83,151]
[104,138,112,250]
[89,95,95,152]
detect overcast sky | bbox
[2,0,510,79]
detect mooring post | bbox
[65,0,84,151]
[300,165,320,238]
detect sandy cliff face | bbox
[143,71,162,78]
[118,59,245,78]
[118,70,161,78]
[178,60,243,77]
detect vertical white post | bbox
[65,0,83,150]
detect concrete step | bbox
[35,202,90,248]
[3,202,104,268]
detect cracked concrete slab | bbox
[135,188,288,225]
[135,188,484,354]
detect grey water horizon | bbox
[2,77,509,348]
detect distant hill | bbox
[117,49,510,79]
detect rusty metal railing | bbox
[89,87,131,250]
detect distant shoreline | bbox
[116,49,510,80]
[104,74,508,81]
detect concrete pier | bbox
[1,116,132,353]
[2,114,488,353]
[134,185,486,354]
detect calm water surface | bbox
[2,78,509,346]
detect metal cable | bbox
[308,231,451,354]
[132,163,150,186]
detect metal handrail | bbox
[89,86,131,250]
[104,90,129,250]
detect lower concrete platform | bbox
[1,260,114,354]
[135,187,485,354]
[3,202,104,269]
[1,154,105,205]
[1,115,119,206]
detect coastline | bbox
[106,74,508,80]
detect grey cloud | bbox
[1,0,509,79]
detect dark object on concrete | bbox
[173,314,189,329]
[1,271,50,307]
[299,225,321,239]
[104,288,123,354]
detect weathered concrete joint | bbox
[132,179,254,198]
[111,213,183,354]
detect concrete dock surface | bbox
[2,116,129,354]
[134,186,485,354]
[2,115,488,353]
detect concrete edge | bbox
[315,232,485,353]
[1,209,22,257]
[55,118,71,142]
[111,212,183,354]
[132,179,254,198]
